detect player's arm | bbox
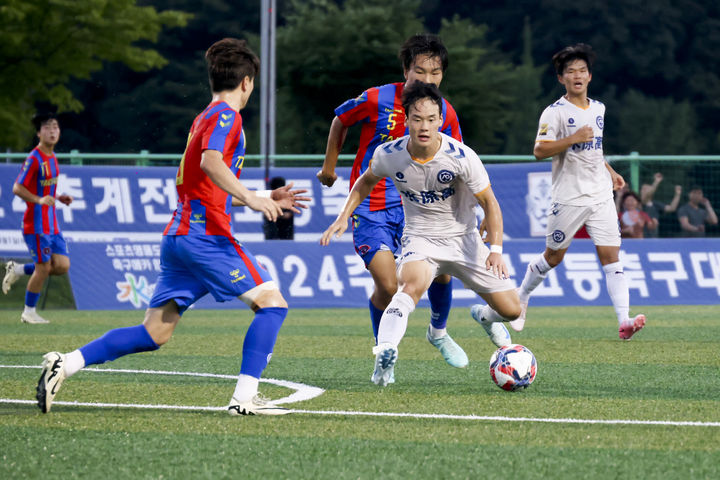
[534,125,594,160]
[320,167,381,245]
[200,149,282,222]
[12,182,55,206]
[231,183,310,214]
[475,185,508,279]
[317,116,349,187]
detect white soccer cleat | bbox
[2,261,20,294]
[426,326,469,368]
[470,304,512,348]
[21,311,50,324]
[227,394,291,416]
[36,352,67,413]
[509,287,527,332]
[371,343,397,386]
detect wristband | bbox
[489,244,502,254]
[256,189,271,198]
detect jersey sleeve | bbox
[535,106,559,143]
[335,90,373,127]
[16,155,39,188]
[369,147,389,179]
[461,149,491,195]
[440,99,463,142]
[202,109,238,152]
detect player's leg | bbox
[587,200,645,340]
[2,260,34,294]
[21,234,52,324]
[48,234,70,276]
[367,250,399,340]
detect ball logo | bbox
[551,230,565,243]
[437,169,455,184]
[596,115,604,129]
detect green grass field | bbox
[1,305,719,479]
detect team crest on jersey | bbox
[357,244,371,255]
[596,116,604,129]
[437,170,455,184]
[551,230,565,243]
[539,123,549,136]
[395,172,407,183]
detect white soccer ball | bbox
[489,344,537,391]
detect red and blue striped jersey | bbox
[335,82,462,214]
[15,147,61,235]
[164,101,246,237]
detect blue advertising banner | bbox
[66,238,720,310]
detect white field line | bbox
[2,365,719,427]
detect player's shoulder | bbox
[377,135,409,158]
[440,132,478,160]
[588,97,605,106]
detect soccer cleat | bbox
[470,304,512,348]
[371,343,397,386]
[426,326,469,368]
[509,287,527,332]
[227,394,291,416]
[21,311,50,324]
[2,261,20,294]
[36,352,67,413]
[619,314,646,340]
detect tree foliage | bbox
[0,0,190,149]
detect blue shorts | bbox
[23,233,69,263]
[149,235,273,315]
[352,206,404,267]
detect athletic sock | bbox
[427,280,452,330]
[22,264,35,276]
[377,292,416,347]
[239,307,287,379]
[368,299,384,344]
[79,324,159,366]
[25,291,40,309]
[64,350,86,378]
[519,254,552,301]
[603,261,630,324]
[428,324,447,339]
[232,374,260,403]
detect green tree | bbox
[0,0,190,150]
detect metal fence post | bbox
[629,151,640,192]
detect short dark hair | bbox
[402,81,443,116]
[621,190,641,206]
[398,34,449,73]
[205,38,260,93]
[32,112,58,132]
[689,185,703,192]
[552,43,596,75]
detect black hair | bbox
[552,43,596,75]
[32,112,58,132]
[402,81,443,116]
[398,34,449,73]
[205,38,260,93]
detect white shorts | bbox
[398,232,514,294]
[546,199,621,250]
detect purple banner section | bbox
[66,238,720,310]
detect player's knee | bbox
[33,262,52,277]
[51,262,70,275]
[253,288,287,310]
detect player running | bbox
[322,82,521,386]
[35,38,308,415]
[512,43,645,339]
[317,34,467,370]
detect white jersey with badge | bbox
[536,96,612,206]
[370,132,490,238]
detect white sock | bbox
[428,325,447,339]
[519,254,552,301]
[64,349,86,378]
[13,264,25,276]
[23,305,36,314]
[603,262,629,324]
[232,374,259,403]
[377,292,416,347]
[481,304,509,323]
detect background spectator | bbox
[640,172,682,238]
[677,186,718,237]
[619,191,655,238]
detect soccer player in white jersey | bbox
[321,82,521,386]
[512,43,646,340]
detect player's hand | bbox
[38,195,55,206]
[572,125,594,144]
[317,169,337,187]
[610,170,626,191]
[270,182,311,214]
[485,252,508,279]
[57,194,73,206]
[478,217,488,240]
[245,195,283,222]
[320,217,349,246]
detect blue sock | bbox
[428,280,452,330]
[24,264,35,275]
[239,307,287,378]
[80,324,159,366]
[368,300,383,344]
[25,291,40,308]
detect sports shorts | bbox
[23,232,69,263]
[352,206,404,267]
[545,199,621,250]
[150,234,272,314]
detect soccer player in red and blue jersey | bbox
[36,38,304,416]
[318,34,468,371]
[4,113,73,324]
